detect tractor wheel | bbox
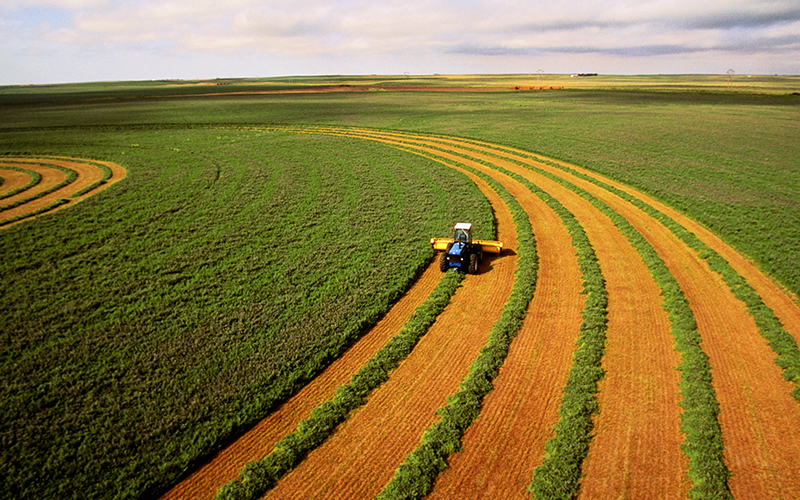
[468,253,478,274]
[439,251,449,272]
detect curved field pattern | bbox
[166,127,800,500]
[0,156,126,227]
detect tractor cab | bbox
[453,223,472,247]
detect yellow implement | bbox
[430,237,503,254]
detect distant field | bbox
[1,75,798,500]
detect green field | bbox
[1,75,799,499]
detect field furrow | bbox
[262,170,518,499]
[160,263,444,500]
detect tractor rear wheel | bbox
[439,252,449,272]
[468,253,478,274]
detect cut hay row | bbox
[306,128,686,497]
[444,138,800,498]
[333,129,683,499]
[216,269,466,500]
[0,166,41,199]
[0,157,125,227]
[376,149,540,499]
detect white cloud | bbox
[2,0,799,84]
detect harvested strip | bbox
[0,163,67,213]
[486,148,800,499]
[457,143,688,498]
[0,168,35,197]
[0,157,126,227]
[476,146,800,382]
[263,169,518,499]
[377,156,538,498]
[161,263,444,500]
[216,269,465,500]
[427,159,584,498]
[342,131,687,498]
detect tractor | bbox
[430,223,503,274]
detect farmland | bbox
[1,75,800,499]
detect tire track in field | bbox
[262,168,518,499]
[312,128,687,497]
[160,263,444,500]
[0,157,126,227]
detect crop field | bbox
[1,75,799,500]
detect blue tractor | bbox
[431,223,503,274]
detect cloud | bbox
[2,0,799,84]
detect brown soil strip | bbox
[263,168,518,499]
[160,263,444,500]
[0,157,126,227]
[0,168,34,196]
[476,146,800,499]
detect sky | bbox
[2,0,799,85]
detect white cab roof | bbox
[454,223,472,231]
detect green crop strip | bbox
[374,149,539,499]
[0,165,41,201]
[216,267,465,500]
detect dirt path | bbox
[160,263,444,500]
[0,157,126,227]
[262,169,518,499]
